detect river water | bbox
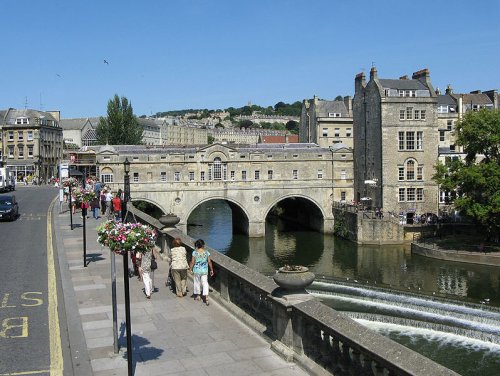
[187,200,500,376]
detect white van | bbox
[0,167,16,192]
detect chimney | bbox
[435,87,441,95]
[412,68,435,97]
[343,96,353,115]
[483,90,498,109]
[355,72,366,93]
[446,84,453,95]
[399,75,408,80]
[370,66,378,80]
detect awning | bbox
[68,168,83,176]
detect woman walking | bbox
[190,239,214,306]
[170,238,189,297]
[137,248,160,299]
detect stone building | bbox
[96,142,353,236]
[300,96,353,148]
[353,68,439,223]
[0,108,63,182]
[60,117,99,147]
[209,128,288,145]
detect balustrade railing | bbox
[126,203,459,376]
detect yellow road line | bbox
[47,198,63,376]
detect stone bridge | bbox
[96,143,353,237]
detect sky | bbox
[1,0,499,118]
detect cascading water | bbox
[309,280,500,376]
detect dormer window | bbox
[398,90,416,97]
[15,117,29,125]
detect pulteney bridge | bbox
[96,143,353,237]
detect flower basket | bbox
[273,265,315,291]
[62,177,79,188]
[159,213,180,228]
[79,187,96,203]
[97,220,157,255]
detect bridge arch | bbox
[265,194,327,233]
[185,197,251,235]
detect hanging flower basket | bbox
[62,177,79,188]
[97,220,157,255]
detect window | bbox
[230,171,235,180]
[437,105,448,113]
[399,132,405,150]
[292,170,298,179]
[417,166,423,180]
[174,172,181,181]
[200,171,205,181]
[268,170,273,180]
[17,131,23,141]
[399,90,415,97]
[406,107,413,120]
[399,188,405,202]
[213,158,222,180]
[322,128,328,137]
[101,174,113,183]
[341,170,347,180]
[328,112,341,117]
[28,145,33,158]
[293,154,298,158]
[254,170,260,180]
[8,131,14,141]
[317,170,323,179]
[27,131,33,141]
[133,172,139,182]
[421,110,426,120]
[450,144,455,151]
[440,130,445,142]
[189,172,195,181]
[398,167,404,181]
[406,132,415,150]
[416,131,423,150]
[417,188,424,201]
[400,110,405,120]
[407,188,416,201]
[414,110,420,120]
[346,128,352,137]
[406,160,415,180]
[447,120,453,129]
[242,171,247,180]
[15,117,29,124]
[334,128,340,137]
[160,172,167,182]
[341,191,346,201]
[18,146,24,158]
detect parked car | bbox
[0,195,19,221]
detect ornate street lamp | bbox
[122,157,133,376]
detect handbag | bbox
[150,255,158,271]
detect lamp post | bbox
[122,157,133,376]
[82,167,87,267]
[36,158,42,186]
[69,171,74,230]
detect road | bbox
[0,186,61,376]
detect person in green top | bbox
[190,239,214,306]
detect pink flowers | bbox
[97,220,157,254]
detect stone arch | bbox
[265,193,326,233]
[129,195,169,216]
[185,196,251,235]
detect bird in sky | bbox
[56,74,61,77]
[104,59,109,65]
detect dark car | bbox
[0,195,19,221]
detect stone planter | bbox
[159,214,180,228]
[273,266,315,291]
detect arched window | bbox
[213,157,222,180]
[406,159,415,180]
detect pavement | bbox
[52,201,309,376]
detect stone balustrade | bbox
[126,203,459,376]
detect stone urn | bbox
[159,213,180,228]
[273,265,315,291]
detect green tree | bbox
[97,95,143,145]
[433,109,500,238]
[239,119,253,129]
[286,120,299,134]
[335,95,343,101]
[207,135,215,144]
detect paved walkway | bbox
[53,204,308,376]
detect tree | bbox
[207,135,215,145]
[335,95,343,101]
[96,94,143,145]
[239,119,253,129]
[286,120,299,134]
[433,109,500,239]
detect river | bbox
[187,200,500,376]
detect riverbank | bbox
[411,242,500,266]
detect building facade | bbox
[0,108,63,183]
[353,68,439,222]
[300,96,354,149]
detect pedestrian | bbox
[100,190,107,215]
[190,239,214,306]
[169,237,189,297]
[104,190,113,218]
[90,196,100,219]
[81,200,89,219]
[137,248,160,299]
[112,194,122,220]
